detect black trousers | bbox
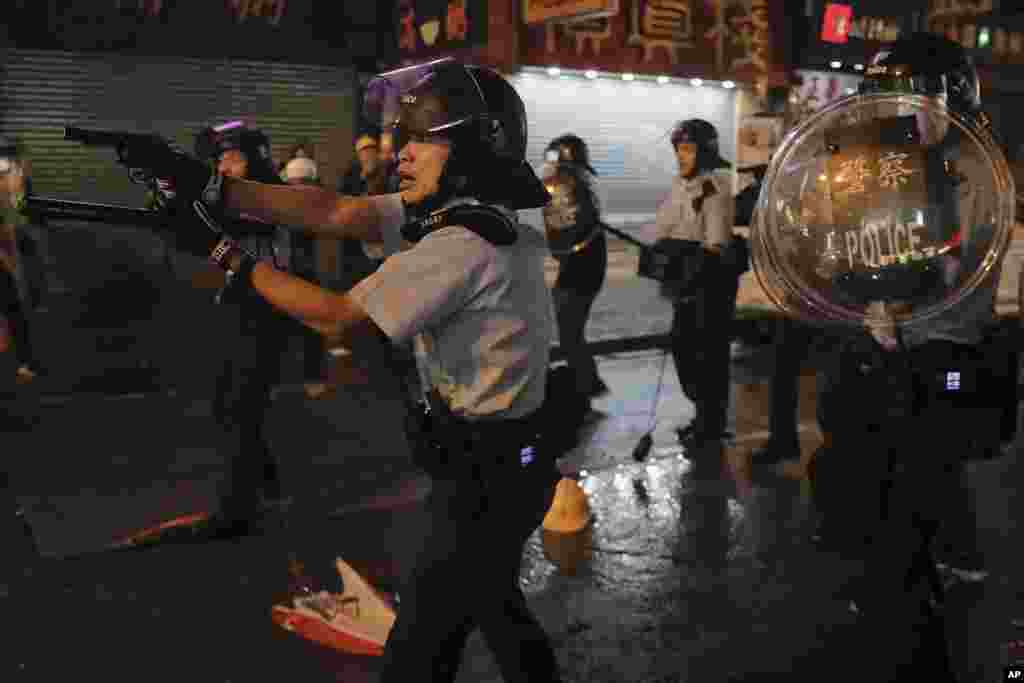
[669,269,739,439]
[553,232,607,396]
[552,286,602,395]
[0,265,36,369]
[766,317,815,447]
[380,447,562,683]
[211,295,293,517]
[817,339,986,679]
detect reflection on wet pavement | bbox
[4,338,1021,682]
[506,432,828,681]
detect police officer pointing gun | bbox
[116,58,564,683]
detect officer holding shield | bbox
[753,33,1011,678]
[125,58,562,682]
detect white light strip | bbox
[516,66,745,91]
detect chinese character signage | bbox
[523,0,620,24]
[397,0,488,59]
[824,119,936,272]
[820,3,851,44]
[925,0,1024,65]
[718,0,773,80]
[520,0,787,84]
[224,0,288,26]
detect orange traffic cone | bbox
[542,477,592,534]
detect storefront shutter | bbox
[0,48,356,203]
[0,48,356,395]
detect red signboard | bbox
[821,3,852,44]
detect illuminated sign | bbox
[978,26,990,48]
[821,3,852,44]
[523,0,620,25]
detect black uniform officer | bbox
[543,135,608,399]
[193,122,294,534]
[753,33,1013,680]
[128,57,563,682]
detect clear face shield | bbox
[363,58,488,155]
[752,92,1013,329]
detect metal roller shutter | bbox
[0,48,356,203]
[0,48,357,395]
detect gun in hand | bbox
[65,126,175,171]
[21,125,274,238]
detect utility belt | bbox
[404,394,549,479]
[820,332,1017,454]
[639,235,749,300]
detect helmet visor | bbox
[364,58,487,153]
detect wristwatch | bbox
[209,236,238,271]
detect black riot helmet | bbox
[194,120,281,184]
[364,57,549,214]
[546,134,597,175]
[859,32,983,122]
[670,119,731,174]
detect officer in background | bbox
[339,130,377,197]
[542,135,609,401]
[0,137,43,385]
[282,156,330,398]
[339,129,394,282]
[655,119,742,451]
[736,161,812,465]
[1,139,26,427]
[192,122,294,535]
[131,58,563,682]
[753,33,1012,679]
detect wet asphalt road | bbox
[2,250,1024,681]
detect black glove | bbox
[117,139,220,208]
[171,198,251,273]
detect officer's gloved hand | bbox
[160,188,243,271]
[117,140,217,208]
